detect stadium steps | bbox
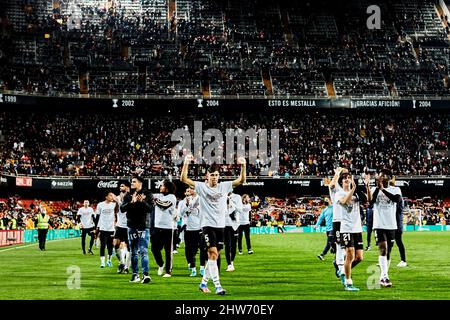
[280,9,293,43]
[169,0,176,19]
[79,73,88,94]
[326,81,335,98]
[169,0,176,31]
[435,2,450,40]
[262,69,273,96]
[388,82,398,97]
[202,82,210,98]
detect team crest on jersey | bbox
[206,192,224,203]
[378,193,391,205]
[342,196,358,212]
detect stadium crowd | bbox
[249,195,450,227]
[1,111,449,177]
[0,196,78,230]
[0,0,449,97]
[1,194,449,230]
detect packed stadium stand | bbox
[1,111,449,177]
[0,0,449,98]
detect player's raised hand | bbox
[237,156,246,165]
[364,173,371,186]
[184,154,194,164]
[131,192,138,203]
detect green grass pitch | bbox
[0,232,449,300]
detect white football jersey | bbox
[239,203,251,225]
[335,190,362,233]
[115,197,128,229]
[77,207,95,229]
[154,193,177,230]
[179,196,201,231]
[96,201,116,232]
[225,193,241,230]
[195,181,233,228]
[331,183,343,222]
[372,186,401,230]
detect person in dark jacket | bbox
[392,180,407,267]
[120,176,154,284]
[365,205,373,251]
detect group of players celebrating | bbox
[328,167,405,291]
[76,155,252,295]
[77,155,405,293]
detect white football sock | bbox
[208,259,221,288]
[120,248,127,264]
[201,263,210,285]
[336,245,345,274]
[125,250,131,268]
[379,255,388,280]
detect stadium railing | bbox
[2,90,450,100]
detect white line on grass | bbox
[0,237,79,253]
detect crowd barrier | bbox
[250,225,450,234]
[23,229,81,243]
[0,230,24,247]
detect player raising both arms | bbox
[329,167,348,280]
[367,169,402,287]
[335,172,370,291]
[181,155,247,295]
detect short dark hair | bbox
[207,164,220,174]
[104,190,113,199]
[380,169,392,179]
[132,176,145,185]
[163,179,176,194]
[121,181,131,188]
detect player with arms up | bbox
[329,167,348,280]
[335,172,369,291]
[181,155,246,295]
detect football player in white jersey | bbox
[335,172,370,291]
[77,200,96,255]
[151,179,178,278]
[113,182,131,274]
[389,178,407,267]
[368,169,402,287]
[238,194,253,254]
[224,192,241,272]
[179,186,206,277]
[96,191,119,268]
[181,154,246,295]
[329,167,348,280]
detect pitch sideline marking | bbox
[0,237,79,253]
